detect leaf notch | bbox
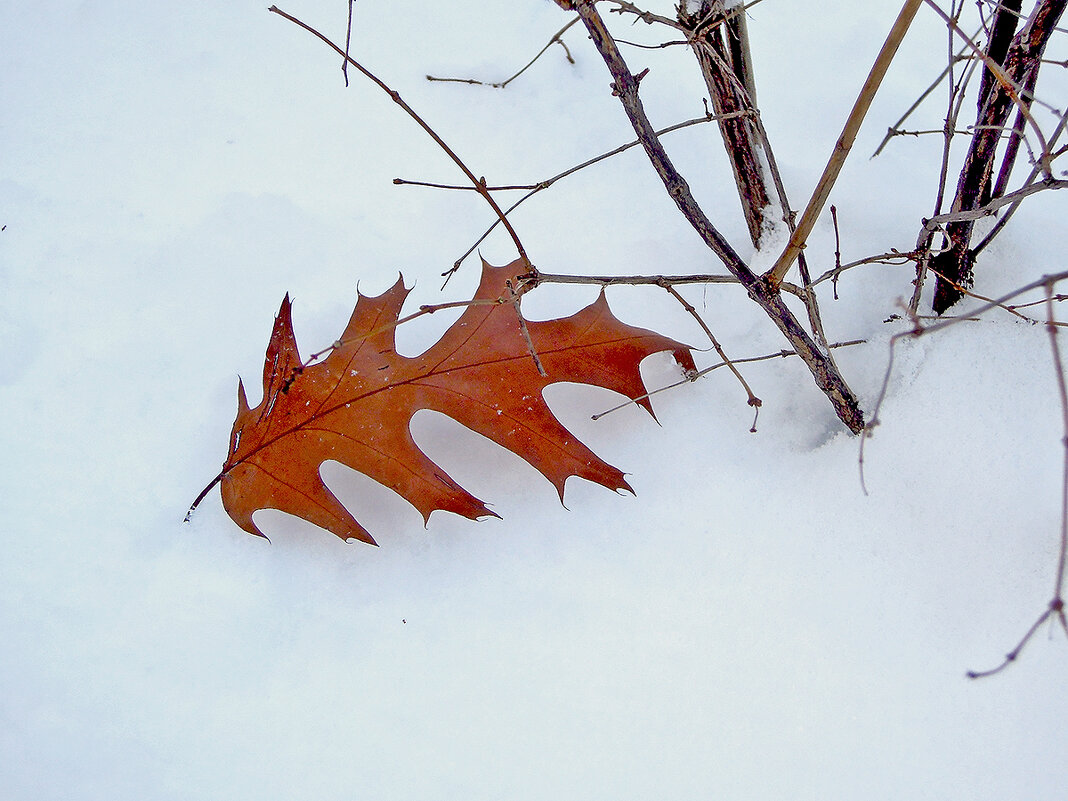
[216,258,695,544]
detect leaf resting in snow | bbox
[219,258,695,544]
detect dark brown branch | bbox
[679,1,771,247]
[930,0,1066,312]
[910,8,979,314]
[562,0,865,433]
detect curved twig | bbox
[268,5,531,267]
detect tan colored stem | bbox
[765,0,922,286]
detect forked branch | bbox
[267,5,532,268]
[557,0,865,433]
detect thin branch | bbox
[1046,282,1068,602]
[862,270,1068,498]
[565,0,865,432]
[605,1,686,31]
[342,0,355,87]
[267,5,531,267]
[531,271,739,287]
[507,279,548,377]
[524,270,809,304]
[661,283,762,431]
[396,114,726,194]
[766,0,923,286]
[830,206,843,300]
[811,249,919,288]
[968,281,1068,678]
[438,113,725,280]
[871,46,975,158]
[917,176,1068,246]
[591,339,865,421]
[910,13,979,314]
[972,105,1068,256]
[304,297,505,364]
[965,604,1063,678]
[426,17,580,88]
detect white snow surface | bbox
[3,2,1066,799]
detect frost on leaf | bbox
[217,258,695,544]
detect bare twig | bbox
[909,8,979,314]
[766,0,923,286]
[267,5,531,268]
[304,297,506,365]
[507,279,548,377]
[342,0,355,87]
[926,0,1066,311]
[661,282,762,431]
[972,105,1068,256]
[524,270,809,305]
[918,176,1068,245]
[921,0,1056,173]
[870,43,976,158]
[530,271,739,287]
[562,0,865,432]
[435,113,724,280]
[812,249,919,288]
[1047,280,1068,619]
[967,280,1068,678]
[605,1,686,31]
[862,271,1068,500]
[830,205,843,300]
[426,17,580,88]
[591,339,865,421]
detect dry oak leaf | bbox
[219,258,696,544]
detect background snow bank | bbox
[2,2,1065,799]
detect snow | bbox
[2,2,1066,799]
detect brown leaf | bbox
[218,258,695,543]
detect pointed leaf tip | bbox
[213,259,685,545]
